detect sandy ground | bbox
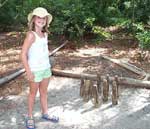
[0,76,150,129]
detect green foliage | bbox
[122,21,145,34]
[136,31,150,49]
[49,0,97,39]
[0,0,149,41]
[0,0,20,25]
[92,26,111,40]
[120,0,150,23]
[116,19,150,50]
[105,6,121,18]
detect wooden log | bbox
[53,69,97,80]
[49,41,68,56]
[102,55,150,81]
[0,41,68,86]
[118,77,150,89]
[112,79,118,105]
[0,68,25,85]
[101,54,150,81]
[101,55,146,76]
[52,69,150,89]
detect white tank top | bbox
[28,31,51,71]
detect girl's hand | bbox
[26,71,34,82]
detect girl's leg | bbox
[39,77,50,114]
[28,81,39,117]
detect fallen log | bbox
[49,41,68,56]
[52,69,150,89]
[0,68,25,85]
[0,41,68,86]
[101,55,146,76]
[101,55,150,81]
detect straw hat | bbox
[27,7,53,25]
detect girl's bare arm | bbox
[21,32,35,80]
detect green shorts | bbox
[33,68,52,82]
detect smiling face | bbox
[34,16,47,29]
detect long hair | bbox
[28,16,50,33]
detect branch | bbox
[0,0,9,8]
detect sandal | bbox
[42,114,59,123]
[25,117,35,129]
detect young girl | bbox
[21,7,59,129]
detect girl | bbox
[21,7,59,129]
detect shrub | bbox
[136,31,150,49]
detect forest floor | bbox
[0,31,150,129]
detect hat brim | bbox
[27,12,53,25]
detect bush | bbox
[136,31,150,49]
[92,26,111,40]
[0,0,149,41]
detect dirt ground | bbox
[0,31,150,129]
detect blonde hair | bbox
[28,16,50,33]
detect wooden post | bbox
[112,79,118,105]
[82,80,91,102]
[102,77,109,102]
[106,74,110,97]
[115,75,119,98]
[89,80,94,99]
[97,74,101,94]
[92,84,100,108]
[80,77,84,97]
